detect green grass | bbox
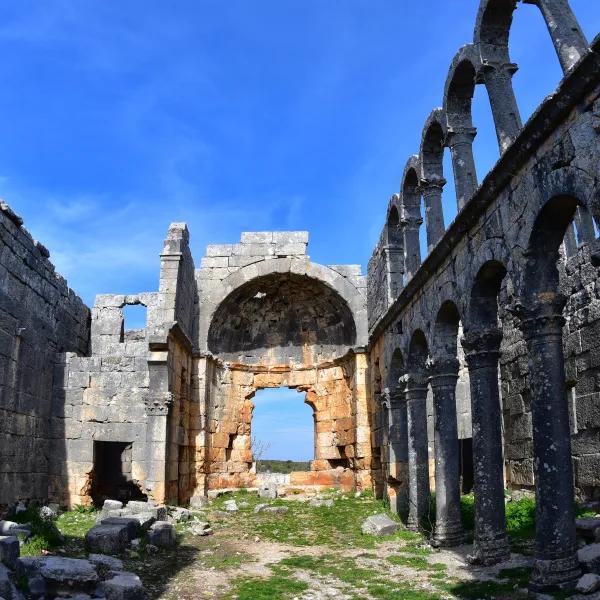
[14,506,65,556]
[227,570,309,600]
[212,489,409,549]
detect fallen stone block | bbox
[103,500,124,512]
[309,498,334,508]
[189,495,209,509]
[261,506,289,515]
[100,518,140,541]
[577,518,600,543]
[170,507,191,523]
[39,557,98,595]
[0,522,21,536]
[0,537,19,570]
[223,500,238,512]
[39,505,59,521]
[576,572,600,593]
[99,571,146,600]
[189,522,212,536]
[126,512,155,531]
[88,554,124,572]
[85,524,131,555]
[361,514,399,536]
[258,483,278,500]
[0,563,25,600]
[254,503,269,513]
[125,501,150,514]
[147,522,176,548]
[149,505,168,521]
[578,543,600,573]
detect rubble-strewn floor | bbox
[102,491,536,600]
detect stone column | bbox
[516,294,580,591]
[402,374,430,531]
[145,348,173,505]
[388,386,409,517]
[462,329,510,565]
[420,177,446,252]
[524,0,588,73]
[145,392,173,505]
[429,357,463,547]
[401,210,423,281]
[479,62,522,153]
[446,127,478,211]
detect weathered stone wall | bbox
[368,34,600,502]
[501,242,600,499]
[200,354,371,491]
[0,202,90,506]
[196,232,373,492]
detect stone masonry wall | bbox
[0,201,90,506]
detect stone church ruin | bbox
[2,0,600,594]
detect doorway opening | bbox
[91,441,147,506]
[251,388,314,476]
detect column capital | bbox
[512,293,567,340]
[481,60,519,76]
[145,392,174,416]
[461,328,502,366]
[400,373,428,398]
[400,214,423,229]
[428,356,460,385]
[446,127,477,146]
[420,176,447,193]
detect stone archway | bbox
[197,255,371,494]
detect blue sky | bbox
[0,1,598,459]
[252,388,314,461]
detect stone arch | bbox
[462,258,511,565]
[404,328,430,529]
[443,45,480,210]
[515,194,582,587]
[201,257,367,354]
[473,0,522,152]
[433,301,461,362]
[419,109,447,250]
[386,198,404,298]
[207,271,358,365]
[401,156,423,280]
[474,0,588,75]
[430,300,465,546]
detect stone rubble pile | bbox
[0,541,147,600]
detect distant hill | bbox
[257,459,311,474]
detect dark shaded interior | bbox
[208,273,357,364]
[91,441,147,506]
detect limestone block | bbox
[85,524,130,555]
[147,521,176,548]
[0,536,19,569]
[361,514,399,536]
[576,573,600,594]
[258,483,278,500]
[39,556,99,594]
[100,571,146,600]
[578,543,600,573]
[88,553,124,572]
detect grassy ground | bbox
[15,490,587,599]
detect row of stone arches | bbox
[383,0,591,293]
[383,192,588,590]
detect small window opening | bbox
[123,303,147,330]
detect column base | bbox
[528,553,580,593]
[468,535,510,566]
[432,522,464,548]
